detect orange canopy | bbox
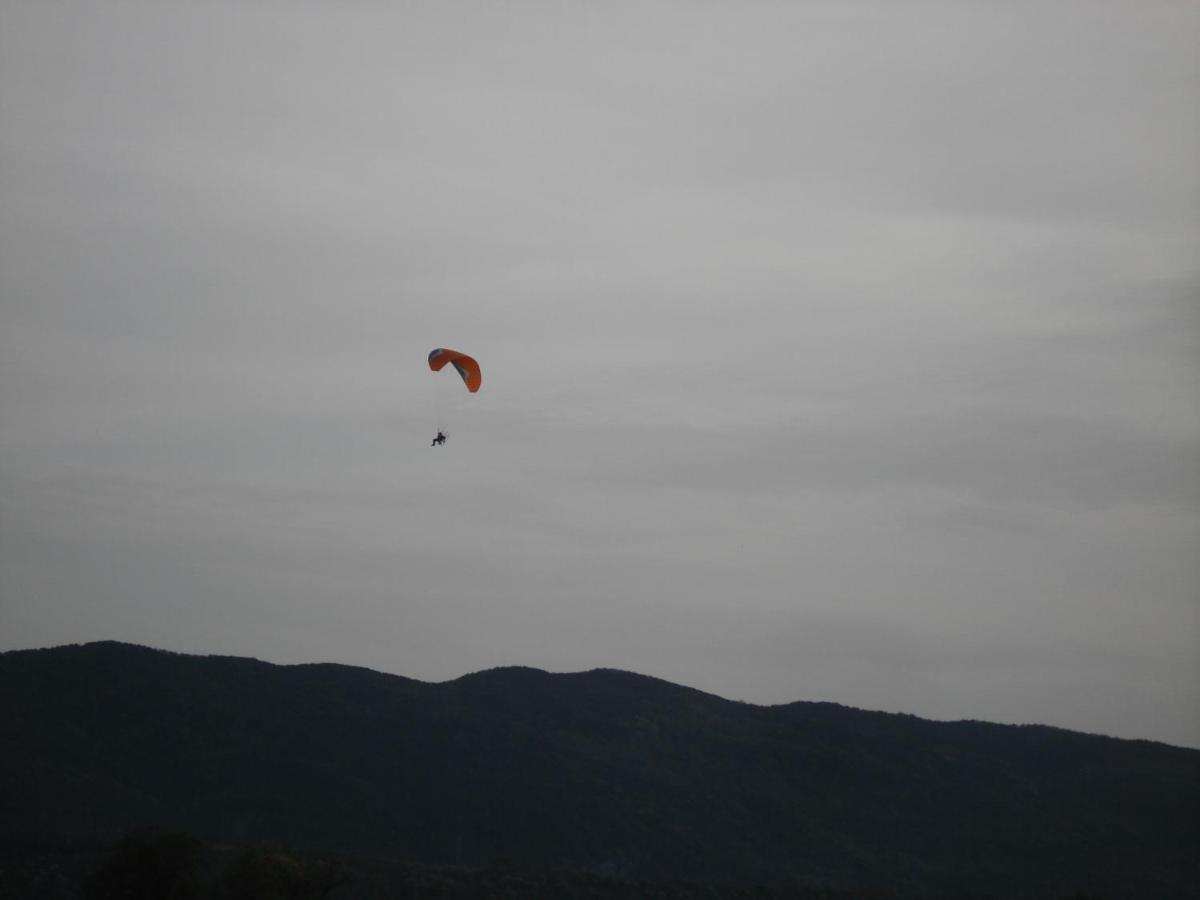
[428,348,481,393]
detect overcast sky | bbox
[2,1,1197,747]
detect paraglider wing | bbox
[428,348,482,393]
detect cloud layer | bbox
[2,1,1197,746]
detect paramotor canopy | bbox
[428,348,481,392]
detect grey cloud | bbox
[2,1,1197,747]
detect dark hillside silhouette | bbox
[1,641,1196,899]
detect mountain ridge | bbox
[20,640,1177,749]
[2,640,1197,899]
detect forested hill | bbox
[2,641,1197,899]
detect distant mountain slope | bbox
[2,641,1196,899]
